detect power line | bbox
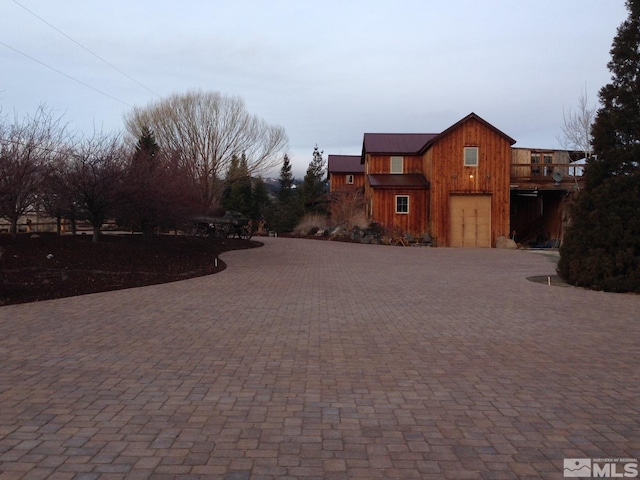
[0,40,133,108]
[11,0,162,98]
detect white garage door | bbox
[450,195,491,247]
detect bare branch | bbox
[124,90,288,213]
[0,106,73,234]
[557,87,596,158]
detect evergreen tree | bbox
[123,126,163,239]
[558,0,640,292]
[134,126,160,162]
[222,153,253,216]
[266,154,301,232]
[251,176,271,221]
[278,154,295,203]
[300,145,327,212]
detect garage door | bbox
[450,195,491,247]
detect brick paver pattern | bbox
[0,238,638,479]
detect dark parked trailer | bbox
[188,211,252,240]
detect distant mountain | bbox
[257,177,301,197]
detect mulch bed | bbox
[0,233,261,306]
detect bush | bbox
[329,190,368,230]
[558,175,640,292]
[293,213,330,236]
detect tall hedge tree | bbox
[558,0,640,292]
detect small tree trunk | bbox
[92,224,101,243]
[10,217,18,237]
[141,219,154,241]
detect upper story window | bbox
[531,153,541,175]
[390,156,404,174]
[346,174,354,184]
[464,147,479,167]
[543,153,553,176]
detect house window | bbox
[531,153,541,175]
[464,147,478,167]
[390,156,404,174]
[395,195,409,214]
[346,174,354,184]
[543,154,553,176]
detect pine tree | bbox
[300,145,327,212]
[278,154,295,203]
[126,126,162,239]
[134,126,159,163]
[222,153,253,216]
[265,154,301,232]
[558,0,640,292]
[251,177,271,221]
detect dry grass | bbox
[329,190,368,230]
[293,214,330,236]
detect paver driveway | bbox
[0,237,638,480]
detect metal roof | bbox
[367,174,430,189]
[362,133,438,155]
[360,113,516,157]
[327,154,364,173]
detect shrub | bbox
[329,190,368,230]
[558,175,640,292]
[293,213,330,236]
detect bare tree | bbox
[329,189,367,230]
[558,88,596,159]
[66,134,127,242]
[124,90,288,214]
[40,146,79,235]
[0,107,70,234]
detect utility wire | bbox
[0,40,133,108]
[12,0,161,98]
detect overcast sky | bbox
[0,1,628,177]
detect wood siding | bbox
[367,155,423,174]
[363,152,430,237]
[371,188,429,237]
[425,117,511,247]
[330,173,365,192]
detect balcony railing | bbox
[510,163,584,183]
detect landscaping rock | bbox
[496,235,517,249]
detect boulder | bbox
[496,235,517,249]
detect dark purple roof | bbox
[363,133,438,155]
[360,113,516,157]
[368,174,430,189]
[327,155,364,173]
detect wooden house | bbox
[327,112,582,247]
[327,155,365,192]
[510,147,583,246]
